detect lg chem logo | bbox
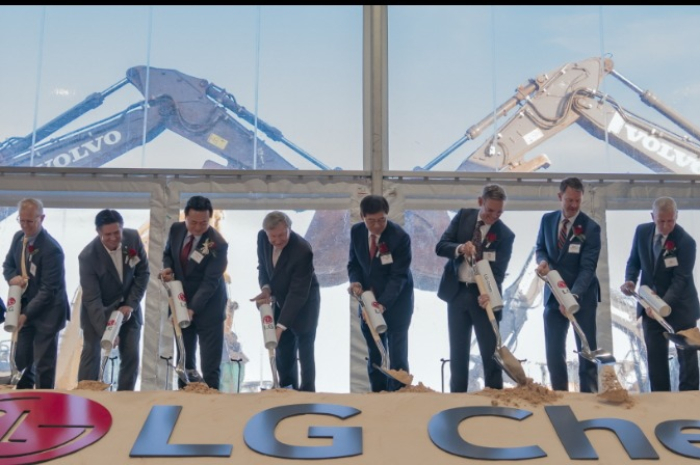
[0,392,111,464]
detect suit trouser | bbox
[447,282,502,392]
[179,320,224,390]
[543,301,598,393]
[15,325,58,389]
[78,314,141,390]
[360,311,411,393]
[643,316,699,391]
[276,326,317,392]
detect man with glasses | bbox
[436,184,515,392]
[2,198,70,389]
[348,194,414,392]
[160,195,229,390]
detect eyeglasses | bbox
[16,217,40,226]
[364,217,387,226]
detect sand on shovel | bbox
[677,327,700,347]
[386,368,413,386]
[597,365,632,406]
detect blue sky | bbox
[2,6,700,174]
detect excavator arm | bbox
[421,56,700,174]
[0,66,335,171]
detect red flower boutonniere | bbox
[27,245,38,255]
[124,245,140,266]
[484,232,497,248]
[663,240,677,257]
[572,225,586,242]
[378,242,390,255]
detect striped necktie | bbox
[558,218,569,250]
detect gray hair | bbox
[481,184,507,202]
[653,196,677,216]
[263,211,292,231]
[18,197,44,214]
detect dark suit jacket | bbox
[2,228,70,333]
[78,228,150,335]
[347,220,414,328]
[163,222,229,327]
[625,222,700,327]
[436,208,515,303]
[536,210,601,307]
[256,230,320,334]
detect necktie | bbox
[653,234,663,261]
[20,236,28,279]
[558,218,569,250]
[369,234,378,260]
[180,235,194,272]
[272,247,282,268]
[473,220,484,261]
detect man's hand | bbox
[348,282,363,297]
[620,281,635,296]
[9,275,28,288]
[250,287,272,307]
[160,268,174,282]
[187,309,194,320]
[17,314,27,331]
[118,305,133,321]
[536,260,550,277]
[477,293,490,310]
[559,304,569,317]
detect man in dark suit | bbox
[535,177,601,393]
[250,211,320,392]
[621,196,700,391]
[436,184,515,392]
[348,194,414,392]
[160,195,229,390]
[77,209,150,390]
[2,198,70,389]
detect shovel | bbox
[2,330,25,386]
[538,272,616,365]
[161,277,190,386]
[354,293,414,386]
[630,290,700,350]
[473,273,529,386]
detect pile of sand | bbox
[476,379,563,407]
[74,380,110,391]
[398,382,435,393]
[181,382,221,394]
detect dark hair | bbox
[559,177,584,194]
[360,195,389,217]
[185,195,213,217]
[481,184,507,202]
[95,209,124,229]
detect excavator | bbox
[2,56,699,390]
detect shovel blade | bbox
[494,349,529,386]
[664,332,700,350]
[372,363,413,386]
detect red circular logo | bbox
[0,392,111,464]
[557,280,567,288]
[6,298,15,306]
[263,315,274,324]
[178,293,186,302]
